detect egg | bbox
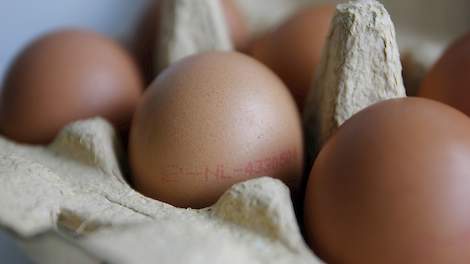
[304,97,470,263]
[221,0,249,50]
[247,4,335,110]
[0,29,143,144]
[129,51,303,208]
[132,0,248,82]
[132,0,161,85]
[418,32,470,115]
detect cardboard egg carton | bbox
[0,0,467,263]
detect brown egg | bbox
[0,29,143,144]
[132,0,161,85]
[221,0,249,50]
[419,32,470,113]
[304,97,470,263]
[248,4,335,110]
[130,51,303,208]
[131,0,248,81]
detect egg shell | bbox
[132,0,161,85]
[221,0,249,50]
[129,51,304,209]
[248,4,335,110]
[0,29,143,144]
[418,32,470,114]
[304,97,470,263]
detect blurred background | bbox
[0,0,469,87]
[0,0,154,87]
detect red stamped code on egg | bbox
[161,148,299,183]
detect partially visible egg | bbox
[304,97,470,263]
[0,29,143,144]
[247,4,335,110]
[132,0,248,81]
[418,32,470,113]
[130,51,303,208]
[221,0,249,50]
[132,0,161,85]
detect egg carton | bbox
[0,0,466,263]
